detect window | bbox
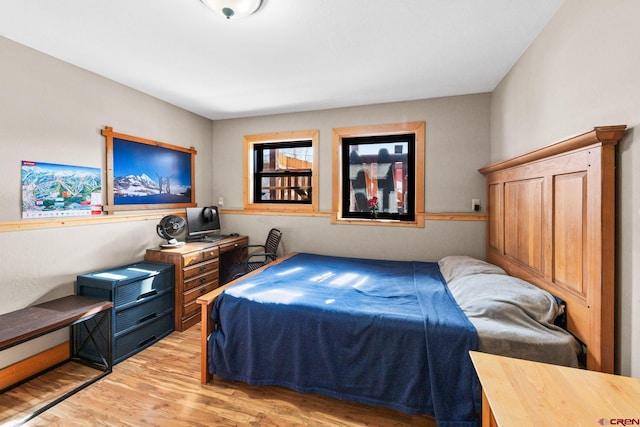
[332,122,424,226]
[253,141,312,204]
[341,134,415,220]
[244,130,319,213]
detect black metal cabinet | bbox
[76,261,174,364]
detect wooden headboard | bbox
[479,125,626,374]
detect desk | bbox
[145,235,248,331]
[0,295,112,424]
[470,351,640,427]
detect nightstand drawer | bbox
[115,291,173,334]
[183,259,219,280]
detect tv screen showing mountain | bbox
[112,138,192,205]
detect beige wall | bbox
[0,36,213,366]
[491,0,640,377]
[0,35,490,368]
[210,94,490,261]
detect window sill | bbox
[331,212,486,226]
[224,207,327,217]
[243,202,316,214]
[331,214,424,227]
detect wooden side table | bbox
[470,351,640,427]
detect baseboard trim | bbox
[0,342,69,390]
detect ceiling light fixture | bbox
[200,0,262,20]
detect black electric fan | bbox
[156,215,186,247]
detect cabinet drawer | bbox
[182,295,214,322]
[181,309,201,331]
[182,282,218,317]
[183,259,219,280]
[114,271,173,308]
[182,251,204,267]
[183,281,218,305]
[114,310,173,362]
[182,299,200,322]
[219,239,246,254]
[202,247,219,261]
[184,270,218,292]
[115,291,173,334]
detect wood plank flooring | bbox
[2,325,436,426]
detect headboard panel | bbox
[479,125,626,374]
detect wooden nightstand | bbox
[470,351,640,427]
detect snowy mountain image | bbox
[113,173,159,196]
[113,172,191,205]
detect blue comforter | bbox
[209,253,480,426]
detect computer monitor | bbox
[185,206,221,241]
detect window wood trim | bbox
[331,122,425,227]
[243,130,319,213]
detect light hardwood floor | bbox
[2,325,435,426]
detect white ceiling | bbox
[0,0,564,120]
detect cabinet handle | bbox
[139,313,157,323]
[199,265,206,271]
[200,276,206,283]
[199,287,207,294]
[138,336,157,348]
[137,290,158,300]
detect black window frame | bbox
[252,139,313,204]
[341,133,416,221]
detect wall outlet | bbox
[218,196,224,206]
[472,199,480,212]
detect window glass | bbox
[243,130,319,213]
[254,141,313,204]
[342,134,415,221]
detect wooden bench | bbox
[0,295,113,424]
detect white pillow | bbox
[438,255,506,283]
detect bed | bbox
[197,125,625,426]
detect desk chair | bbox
[232,228,283,280]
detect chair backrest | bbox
[264,228,282,261]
